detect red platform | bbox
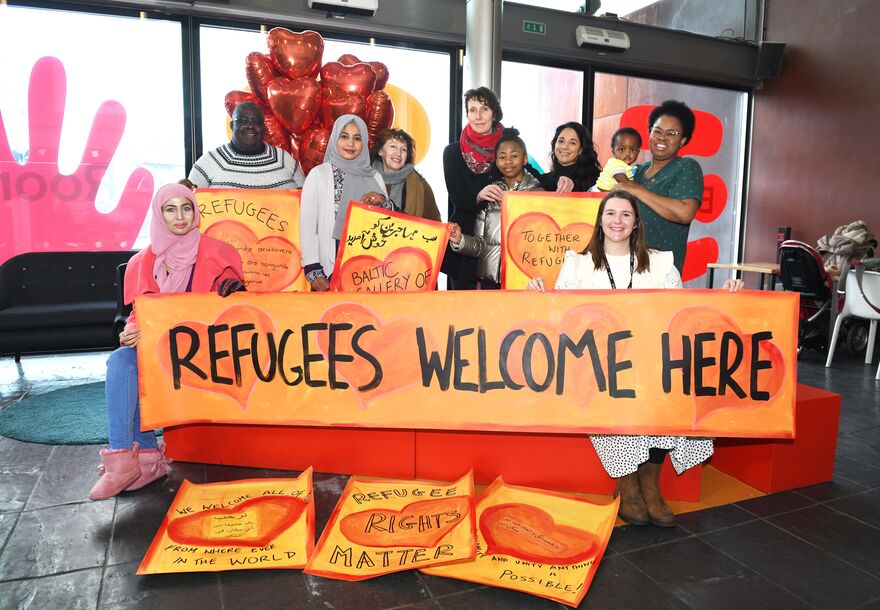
[163,425,416,479]
[163,383,839,502]
[413,430,702,501]
[710,383,841,492]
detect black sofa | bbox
[0,251,137,360]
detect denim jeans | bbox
[106,346,158,450]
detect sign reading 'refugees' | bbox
[136,290,798,438]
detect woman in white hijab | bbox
[300,114,388,291]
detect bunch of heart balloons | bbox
[224,28,394,175]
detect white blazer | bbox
[299,162,387,277]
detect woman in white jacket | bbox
[528,190,743,528]
[300,114,388,291]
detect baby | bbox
[592,127,642,192]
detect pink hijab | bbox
[149,183,202,294]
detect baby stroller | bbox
[778,240,834,352]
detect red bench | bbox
[710,384,841,492]
[163,383,839,501]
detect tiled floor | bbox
[0,346,878,609]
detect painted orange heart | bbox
[168,496,306,548]
[334,247,433,293]
[480,503,598,566]
[157,304,276,410]
[666,307,786,423]
[340,497,470,548]
[506,212,593,287]
[502,304,628,409]
[317,302,433,406]
[203,220,302,291]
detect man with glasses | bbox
[186,102,305,190]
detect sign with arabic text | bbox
[331,201,450,292]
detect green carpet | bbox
[0,382,108,445]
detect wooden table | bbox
[706,262,780,290]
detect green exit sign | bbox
[523,20,546,35]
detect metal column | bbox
[465,0,503,94]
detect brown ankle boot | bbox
[637,461,675,527]
[614,472,649,525]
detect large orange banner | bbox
[195,188,307,292]
[331,201,450,292]
[135,289,797,438]
[501,192,603,289]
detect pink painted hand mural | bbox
[0,56,153,264]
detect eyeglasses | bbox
[232,117,264,126]
[650,127,681,139]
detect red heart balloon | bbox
[337,53,361,65]
[245,52,279,106]
[299,127,331,175]
[288,133,300,160]
[267,77,321,136]
[369,61,390,90]
[263,113,292,153]
[267,28,324,79]
[320,90,367,129]
[320,61,377,99]
[306,115,324,134]
[224,90,257,118]
[364,90,394,148]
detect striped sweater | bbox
[188,143,305,190]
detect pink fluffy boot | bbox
[89,444,141,501]
[125,443,173,491]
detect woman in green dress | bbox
[615,100,703,274]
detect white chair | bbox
[825,267,880,379]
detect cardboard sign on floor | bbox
[305,472,475,580]
[138,468,314,574]
[422,477,618,607]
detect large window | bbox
[499,61,583,173]
[593,72,748,285]
[198,25,451,220]
[0,5,185,258]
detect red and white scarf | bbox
[459,122,504,175]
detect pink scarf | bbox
[149,183,201,294]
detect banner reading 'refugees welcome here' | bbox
[136,290,798,438]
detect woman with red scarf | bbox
[441,87,508,290]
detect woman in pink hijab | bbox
[89,183,244,501]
